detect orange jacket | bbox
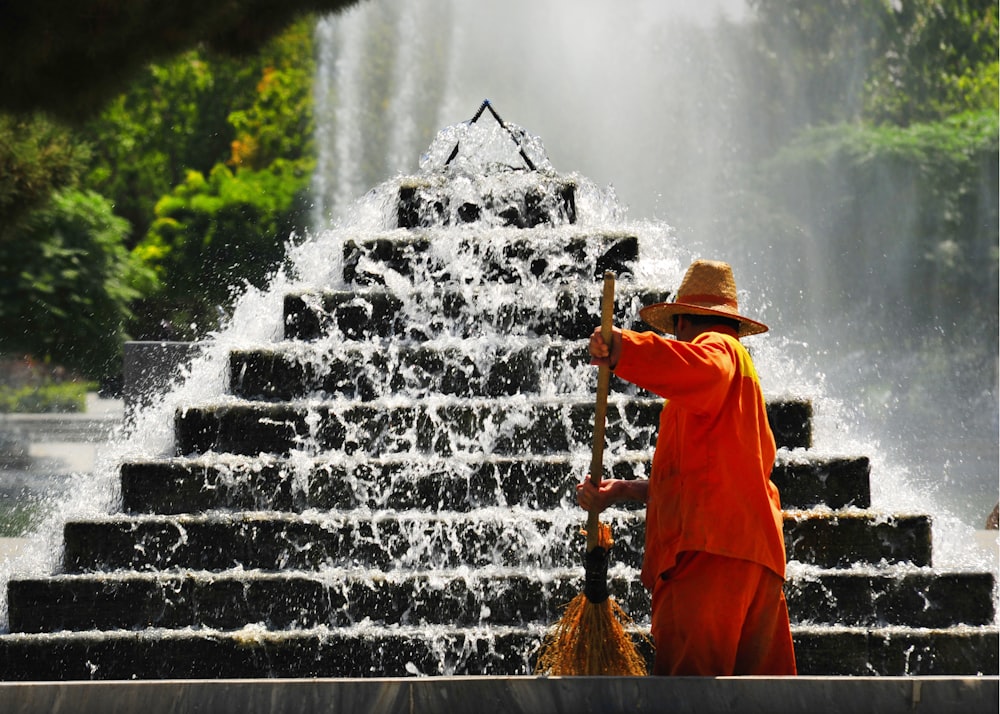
[613,328,786,590]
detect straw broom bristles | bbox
[534,521,649,676]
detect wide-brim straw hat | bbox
[639,259,769,338]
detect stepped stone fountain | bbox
[0,111,996,680]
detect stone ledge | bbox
[0,676,996,714]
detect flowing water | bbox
[0,0,995,646]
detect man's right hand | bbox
[577,476,648,512]
[588,326,623,369]
[576,476,619,513]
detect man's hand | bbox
[576,476,620,513]
[577,476,648,512]
[589,326,623,368]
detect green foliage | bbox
[79,52,240,242]
[747,0,887,123]
[0,380,92,414]
[82,19,316,243]
[227,19,317,170]
[863,0,999,124]
[0,190,155,378]
[0,115,89,242]
[0,18,320,376]
[111,19,318,339]
[748,0,999,126]
[132,160,312,339]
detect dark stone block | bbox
[3,626,989,680]
[283,291,405,341]
[771,456,871,510]
[120,460,302,514]
[0,627,657,680]
[792,629,872,675]
[61,513,646,574]
[283,286,670,343]
[866,628,1000,676]
[8,575,336,633]
[766,399,812,449]
[11,572,560,633]
[396,180,577,229]
[343,237,435,286]
[174,404,305,457]
[595,235,639,278]
[785,571,996,627]
[282,294,324,341]
[121,455,627,514]
[173,399,665,459]
[230,344,554,402]
[784,513,932,567]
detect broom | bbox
[534,271,648,676]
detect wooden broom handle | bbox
[586,271,615,551]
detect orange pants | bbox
[650,550,797,676]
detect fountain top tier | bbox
[395,101,579,229]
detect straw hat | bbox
[639,259,768,337]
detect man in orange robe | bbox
[578,258,797,676]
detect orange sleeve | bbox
[614,329,736,416]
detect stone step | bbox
[0,625,994,679]
[173,398,812,458]
[174,397,654,458]
[783,567,995,628]
[60,511,645,574]
[6,569,645,633]
[61,510,931,574]
[394,175,579,229]
[771,455,871,510]
[792,625,998,676]
[0,625,558,680]
[342,230,640,286]
[120,455,597,515]
[119,453,868,515]
[282,285,668,342]
[783,511,932,568]
[230,346,839,455]
[8,567,992,634]
[228,340,595,401]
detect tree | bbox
[0,190,155,379]
[131,161,312,340]
[864,0,999,125]
[226,19,317,171]
[747,0,999,126]
[0,115,89,242]
[78,52,242,245]
[757,110,999,329]
[1,17,320,376]
[81,17,317,246]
